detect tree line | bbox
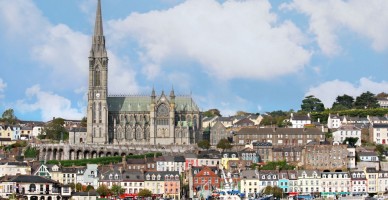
[301,91,386,112]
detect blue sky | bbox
[0,0,388,121]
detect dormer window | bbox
[224,154,228,158]
[109,174,112,180]
[157,175,161,180]
[175,175,179,181]
[152,175,156,180]
[232,154,236,158]
[267,175,271,179]
[273,175,276,179]
[262,175,265,179]
[146,175,150,180]
[115,174,119,179]
[165,175,169,181]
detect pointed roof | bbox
[94,0,103,36]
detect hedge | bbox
[46,152,162,167]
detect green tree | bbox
[260,160,295,170]
[236,111,249,116]
[24,147,38,158]
[216,138,232,151]
[263,186,284,198]
[81,117,87,127]
[376,144,385,155]
[69,183,76,191]
[342,137,359,146]
[332,94,354,110]
[42,117,69,141]
[376,92,388,98]
[203,109,221,118]
[76,183,83,192]
[86,185,95,192]
[197,140,211,150]
[354,91,379,109]
[96,184,111,197]
[111,184,125,198]
[1,108,17,125]
[301,95,325,112]
[138,188,152,197]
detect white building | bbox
[378,171,388,194]
[320,172,351,198]
[0,162,31,177]
[350,171,367,196]
[358,152,379,162]
[290,113,311,128]
[328,114,342,129]
[296,170,320,194]
[370,123,388,144]
[332,125,361,146]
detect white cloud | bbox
[0,0,142,119]
[0,78,6,98]
[31,24,90,87]
[305,77,388,107]
[283,0,388,55]
[107,0,311,80]
[16,85,85,121]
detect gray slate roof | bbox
[107,95,199,112]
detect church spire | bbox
[90,0,107,58]
[94,0,103,36]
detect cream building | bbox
[0,162,31,176]
[240,170,260,197]
[365,167,379,194]
[296,170,320,194]
[320,172,351,198]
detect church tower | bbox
[87,0,109,144]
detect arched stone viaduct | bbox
[33,143,195,161]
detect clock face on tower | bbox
[96,93,100,98]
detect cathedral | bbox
[86,0,201,145]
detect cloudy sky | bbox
[0,0,387,121]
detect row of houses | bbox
[239,168,388,198]
[1,163,388,199]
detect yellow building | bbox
[220,152,239,170]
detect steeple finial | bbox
[151,85,156,97]
[94,0,103,36]
[170,85,175,97]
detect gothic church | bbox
[86,0,201,145]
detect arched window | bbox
[29,184,36,192]
[156,104,169,125]
[94,67,100,86]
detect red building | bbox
[193,166,221,192]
